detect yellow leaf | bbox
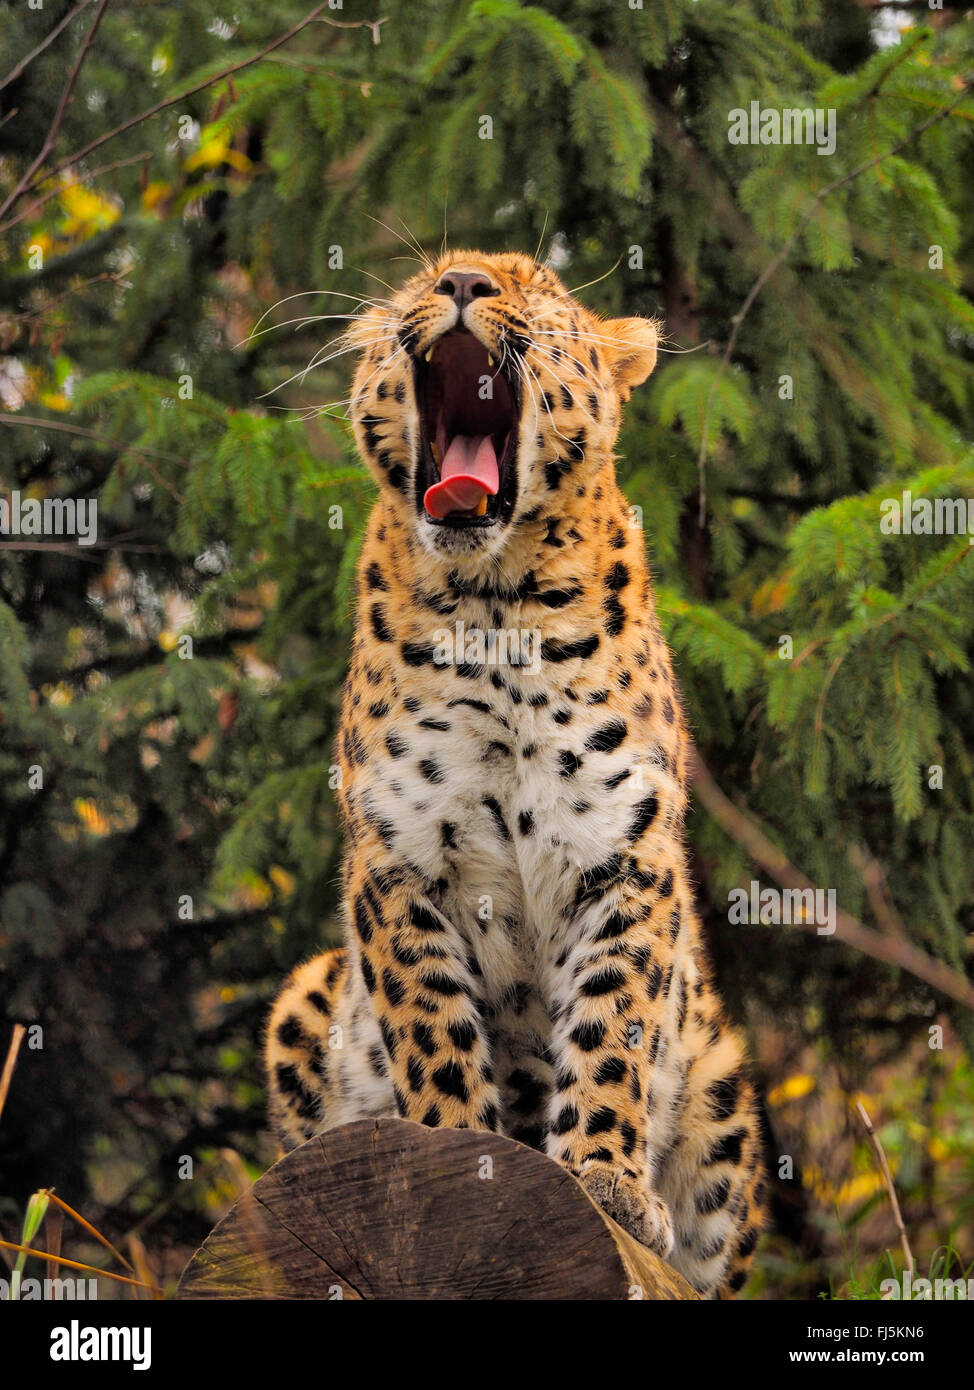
[59,181,120,236]
[238,874,273,909]
[141,182,171,211]
[74,799,110,836]
[834,1170,887,1206]
[768,1074,816,1106]
[268,865,296,897]
[802,1163,888,1207]
[185,137,251,173]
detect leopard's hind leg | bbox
[654,1010,766,1298]
[264,947,395,1148]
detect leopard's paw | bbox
[577,1161,674,1258]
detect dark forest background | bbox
[1,0,973,1297]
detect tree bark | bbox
[177,1119,699,1301]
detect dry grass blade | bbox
[0,1024,26,1126]
[855,1100,915,1278]
[127,1233,164,1300]
[0,1239,156,1291]
[43,1189,135,1272]
[44,1206,64,1286]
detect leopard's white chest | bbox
[359,673,673,1005]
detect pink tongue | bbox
[424,435,498,518]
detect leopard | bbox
[264,249,765,1298]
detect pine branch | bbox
[695,77,974,525]
[0,5,388,234]
[691,752,974,1011]
[1,150,151,233]
[0,223,128,296]
[846,842,908,940]
[1,269,126,328]
[0,0,113,226]
[0,0,91,94]
[0,413,189,504]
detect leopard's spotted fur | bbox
[265,251,765,1297]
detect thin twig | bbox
[0,1024,26,1126]
[4,149,151,230]
[0,541,165,555]
[695,77,973,526]
[43,1190,134,1272]
[0,0,112,225]
[4,269,126,327]
[691,752,974,1010]
[313,14,388,44]
[1,412,189,468]
[847,842,907,940]
[855,1100,915,1277]
[0,1,90,94]
[0,6,387,233]
[0,1239,155,1290]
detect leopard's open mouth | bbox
[413,330,520,529]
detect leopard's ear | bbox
[601,317,658,400]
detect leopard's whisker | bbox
[533,210,550,266]
[257,331,396,399]
[364,212,435,273]
[346,265,401,296]
[237,312,383,350]
[247,289,395,343]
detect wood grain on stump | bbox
[177,1119,698,1301]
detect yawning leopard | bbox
[264,250,765,1297]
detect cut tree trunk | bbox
[177,1118,698,1301]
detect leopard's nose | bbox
[433,271,499,311]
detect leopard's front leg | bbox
[543,868,681,1257]
[345,849,503,1132]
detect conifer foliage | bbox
[0,1,972,1288]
